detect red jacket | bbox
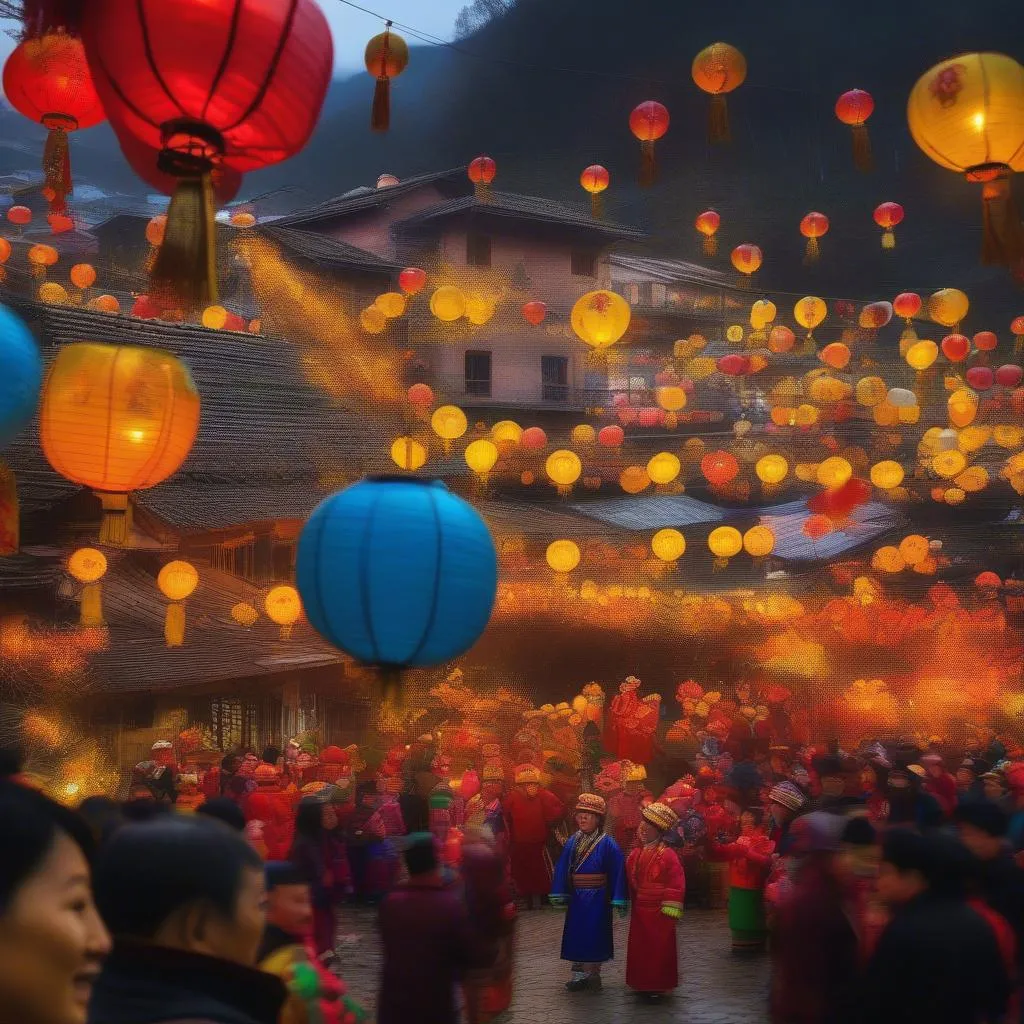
[710,831,775,889]
[245,785,297,860]
[503,788,563,844]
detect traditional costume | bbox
[710,816,775,953]
[503,766,563,902]
[550,793,628,991]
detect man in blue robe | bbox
[550,792,628,992]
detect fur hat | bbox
[641,801,679,832]
[575,792,607,817]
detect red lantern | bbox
[398,267,427,295]
[893,292,922,322]
[3,34,105,216]
[803,514,834,540]
[521,426,547,450]
[629,101,669,187]
[365,25,408,132]
[81,0,333,311]
[522,301,547,325]
[1012,316,1024,354]
[637,407,664,428]
[407,383,434,408]
[768,325,796,353]
[835,88,874,172]
[975,571,1002,590]
[966,366,994,390]
[973,331,998,352]
[799,212,829,264]
[580,165,609,218]
[873,202,904,249]
[131,294,161,320]
[468,156,496,197]
[695,210,720,257]
[730,243,762,286]
[940,333,970,362]
[6,206,32,228]
[717,354,750,376]
[598,425,624,448]
[858,301,893,329]
[996,364,1023,388]
[701,450,739,486]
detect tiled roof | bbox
[257,224,400,274]
[609,253,732,288]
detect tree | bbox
[453,0,516,40]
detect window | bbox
[571,249,597,277]
[466,232,491,267]
[542,355,569,402]
[465,350,492,396]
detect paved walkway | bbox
[335,906,770,1023]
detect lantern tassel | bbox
[639,140,656,187]
[80,582,104,628]
[708,95,730,144]
[590,193,603,219]
[151,171,218,313]
[882,230,895,250]
[97,492,131,546]
[371,75,391,132]
[165,602,186,647]
[979,171,1024,267]
[42,125,71,215]
[702,235,717,258]
[851,125,873,173]
[804,237,820,265]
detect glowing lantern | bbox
[726,325,745,344]
[67,547,107,627]
[390,436,427,471]
[800,212,829,263]
[899,535,929,566]
[546,449,582,496]
[647,452,681,485]
[803,514,834,540]
[873,202,904,249]
[906,339,939,371]
[731,243,762,286]
[1013,317,1024,351]
[817,456,853,489]
[229,210,256,228]
[365,26,408,131]
[835,88,874,171]
[958,426,990,452]
[157,560,198,647]
[7,206,31,228]
[375,292,407,319]
[756,454,788,485]
[701,450,739,486]
[718,353,750,376]
[933,449,967,479]
[944,487,966,505]
[695,209,721,256]
[580,165,610,217]
[546,539,581,574]
[948,388,978,428]
[997,364,1024,388]
[598,425,624,448]
[929,288,969,328]
[743,525,775,558]
[994,424,1024,447]
[794,296,826,343]
[231,603,258,627]
[407,383,434,409]
[872,547,905,573]
[629,101,670,185]
[708,526,742,560]
[894,291,922,330]
[571,290,631,351]
[750,300,777,331]
[870,460,905,489]
[465,439,499,482]
[571,424,596,445]
[430,286,466,322]
[431,405,468,450]
[768,325,796,353]
[859,302,893,329]
[656,386,687,412]
[201,305,228,330]
[39,343,199,544]
[38,282,67,304]
[492,421,523,447]
[957,466,989,492]
[360,306,387,334]
[974,331,998,353]
[856,376,887,407]
[691,43,746,143]
[887,387,917,409]
[908,53,1024,266]
[820,342,851,370]
[399,267,427,295]
[264,585,302,639]
[522,300,547,326]
[522,426,547,450]
[468,155,497,195]
[651,528,686,563]
[27,243,58,277]
[88,294,120,314]
[619,466,650,493]
[69,263,96,290]
[976,571,1002,590]
[941,333,971,362]
[966,366,994,391]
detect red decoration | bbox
[701,450,739,486]
[629,101,669,186]
[717,354,750,376]
[768,325,796,353]
[799,211,829,264]
[580,164,609,217]
[637,407,664,428]
[975,571,1002,590]
[810,477,870,517]
[521,426,547,450]
[966,366,994,390]
[834,88,874,171]
[996,364,1023,388]
[1012,316,1024,348]
[803,514,834,540]
[406,383,434,408]
[468,155,496,196]
[973,331,998,352]
[893,292,922,321]
[873,202,904,249]
[398,267,427,295]
[130,294,161,320]
[695,210,720,257]
[364,26,408,132]
[941,333,970,362]
[598,425,624,448]
[522,301,547,325]
[6,206,32,227]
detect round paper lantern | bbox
[229,210,256,228]
[364,27,408,132]
[82,0,333,309]
[651,528,686,563]
[756,454,788,484]
[360,306,387,334]
[492,421,523,447]
[835,88,874,171]
[870,460,905,489]
[974,330,998,352]
[521,426,548,450]
[619,466,650,493]
[201,304,228,330]
[580,164,609,217]
[465,439,499,481]
[430,286,466,322]
[407,383,434,409]
[933,449,967,478]
[39,342,200,543]
[38,282,67,304]
[726,325,745,344]
[656,385,687,412]
[69,263,96,290]
[545,449,582,495]
[158,560,198,602]
[571,424,596,445]
[743,525,775,557]
[768,325,796,353]
[7,206,31,227]
[297,478,496,669]
[464,292,495,326]
[87,294,120,314]
[899,535,929,566]
[68,547,107,585]
[948,388,978,428]
[817,456,853,489]
[708,526,742,559]
[996,364,1023,388]
[872,546,905,574]
[691,43,746,143]
[750,299,777,330]
[1012,317,1024,348]
[647,451,681,485]
[856,376,887,407]
[264,585,302,638]
[718,353,750,376]
[375,292,406,319]
[873,202,905,249]
[929,288,970,328]
[966,366,995,390]
[431,405,468,447]
[800,212,829,263]
[941,333,970,361]
[522,300,547,325]
[893,291,922,323]
[701,450,739,486]
[27,243,58,275]
[571,290,631,351]
[399,267,427,295]
[908,53,1024,266]
[231,602,259,627]
[546,539,581,574]
[0,307,43,450]
[794,296,826,342]
[598,425,624,448]
[820,342,851,370]
[906,339,939,371]
[629,101,669,185]
[695,209,720,256]
[976,571,1002,590]
[859,302,893,330]
[468,155,497,189]
[390,436,427,471]
[731,243,762,284]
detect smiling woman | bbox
[0,748,111,1024]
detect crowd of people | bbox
[7,672,1024,1024]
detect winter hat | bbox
[641,801,679,832]
[515,765,541,785]
[769,781,807,813]
[575,792,608,817]
[254,764,278,786]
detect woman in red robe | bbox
[625,801,686,1002]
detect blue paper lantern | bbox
[0,304,42,449]
[297,477,497,668]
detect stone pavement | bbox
[335,905,770,1023]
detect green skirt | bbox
[728,885,766,942]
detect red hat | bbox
[254,764,278,785]
[320,745,349,764]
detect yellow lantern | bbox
[870,460,905,489]
[390,436,428,471]
[756,453,788,485]
[927,288,969,329]
[620,466,651,494]
[750,299,777,330]
[958,425,990,452]
[431,405,468,450]
[647,451,681,485]
[948,387,978,428]
[794,404,819,426]
[794,296,826,341]
[546,449,582,496]
[809,376,850,403]
[360,306,387,334]
[231,602,259,627]
[571,423,597,445]
[855,376,888,408]
[67,547,107,627]
[39,343,200,545]
[375,292,407,318]
[465,439,499,481]
[726,324,745,343]
[571,290,631,351]
[944,487,967,505]
[899,534,929,566]
[201,305,228,329]
[546,539,581,574]
[905,339,939,371]
[265,585,302,638]
[817,456,853,488]
[872,546,906,573]
[157,560,199,648]
[994,424,1024,449]
[492,420,523,447]
[743,525,775,557]
[651,528,686,563]
[656,385,687,411]
[933,449,967,478]
[38,282,68,304]
[708,526,743,559]
[430,286,467,322]
[955,465,989,492]
[464,292,496,325]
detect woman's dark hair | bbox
[93,816,262,939]
[0,747,95,911]
[261,746,280,766]
[403,832,437,877]
[294,798,326,839]
[196,797,246,832]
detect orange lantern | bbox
[522,301,547,325]
[468,155,496,197]
[768,325,796,353]
[398,267,427,295]
[701,450,739,486]
[69,263,95,290]
[364,25,408,132]
[800,212,829,263]
[873,202,904,249]
[820,342,851,370]
[7,205,31,228]
[629,101,669,186]
[145,214,166,249]
[695,209,720,256]
[835,88,874,172]
[580,164,610,217]
[27,243,58,278]
[730,243,762,287]
[691,43,746,143]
